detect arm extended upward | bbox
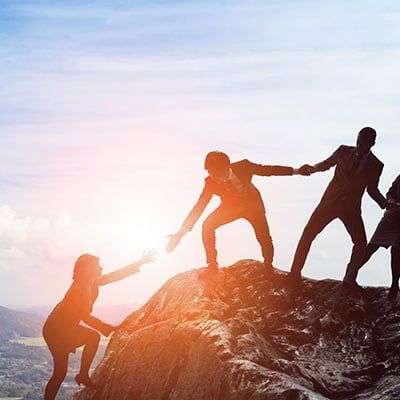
[97,250,156,285]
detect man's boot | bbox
[263,260,276,280]
[285,271,301,287]
[388,285,399,300]
[198,262,219,281]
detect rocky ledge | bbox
[74,260,400,400]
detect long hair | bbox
[73,254,99,281]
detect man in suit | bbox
[286,127,387,286]
[167,151,308,280]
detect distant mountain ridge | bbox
[0,303,142,341]
[0,305,43,339]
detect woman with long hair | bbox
[43,249,156,400]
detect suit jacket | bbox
[314,145,386,210]
[181,159,294,231]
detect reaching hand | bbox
[299,164,315,176]
[140,249,157,265]
[166,232,184,253]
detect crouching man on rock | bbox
[166,151,309,281]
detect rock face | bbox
[74,260,400,400]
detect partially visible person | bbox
[287,127,387,286]
[43,250,156,400]
[344,175,400,299]
[166,151,309,280]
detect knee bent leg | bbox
[202,220,216,234]
[301,224,321,242]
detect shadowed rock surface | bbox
[74,260,400,400]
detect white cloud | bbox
[0,204,105,271]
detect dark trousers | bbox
[291,202,367,277]
[201,204,273,266]
[350,242,400,288]
[390,245,400,288]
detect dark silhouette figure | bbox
[345,175,400,298]
[287,127,387,285]
[43,250,156,400]
[167,151,309,280]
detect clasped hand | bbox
[298,164,316,176]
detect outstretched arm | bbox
[300,146,342,174]
[245,159,314,177]
[181,183,213,231]
[367,165,387,209]
[98,250,156,286]
[245,159,295,176]
[166,183,213,252]
[66,287,115,336]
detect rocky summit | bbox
[74,260,400,400]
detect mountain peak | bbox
[74,260,400,400]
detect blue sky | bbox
[1,1,400,306]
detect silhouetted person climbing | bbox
[166,151,309,280]
[286,127,387,286]
[43,250,156,400]
[344,175,400,298]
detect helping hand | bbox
[298,164,315,176]
[166,232,184,253]
[140,249,157,265]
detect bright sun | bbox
[111,211,167,261]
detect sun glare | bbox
[110,211,166,261]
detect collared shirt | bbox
[350,150,371,177]
[223,168,244,194]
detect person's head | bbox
[73,254,102,282]
[356,127,376,155]
[204,151,231,183]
